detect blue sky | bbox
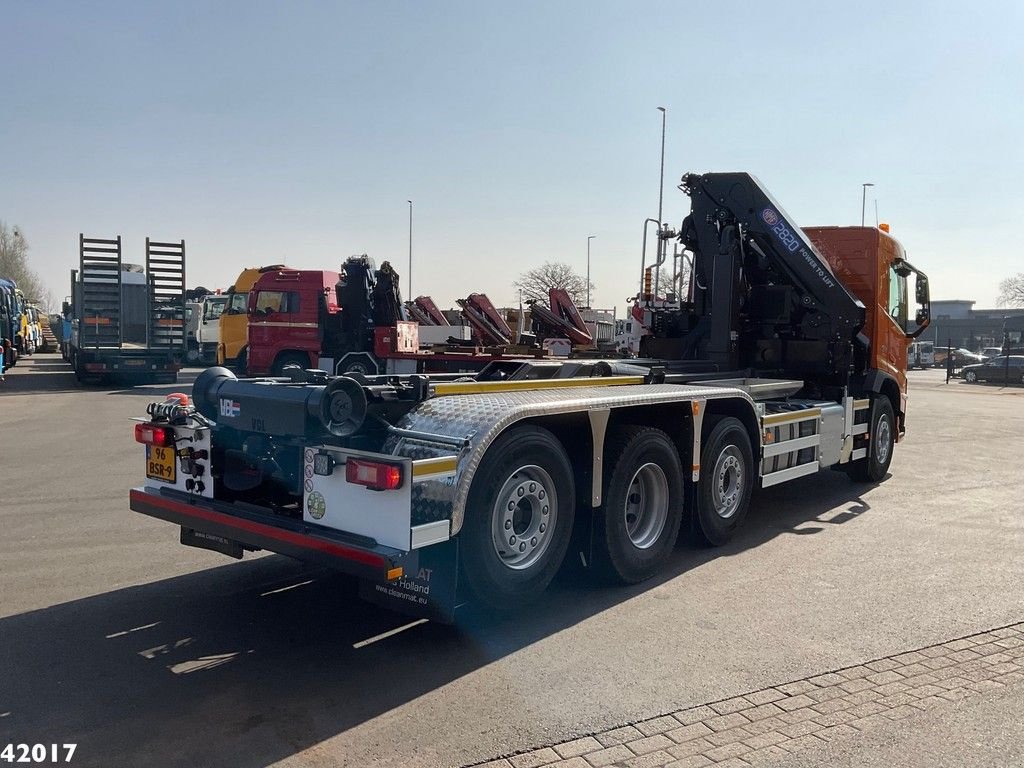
[2,0,1021,311]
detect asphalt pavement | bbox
[1,356,1022,768]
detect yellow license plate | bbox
[146,445,176,483]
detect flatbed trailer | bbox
[129,170,931,621]
[71,235,186,384]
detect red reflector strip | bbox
[346,459,403,490]
[129,489,387,568]
[134,423,172,446]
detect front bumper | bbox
[129,487,415,581]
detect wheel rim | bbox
[623,462,670,549]
[490,465,557,570]
[711,446,744,520]
[966,371,976,382]
[875,413,892,465]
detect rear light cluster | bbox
[134,423,174,447]
[346,459,403,491]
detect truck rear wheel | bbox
[593,427,684,584]
[337,352,379,376]
[847,396,895,483]
[696,417,753,546]
[460,425,575,610]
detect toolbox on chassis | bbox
[129,171,931,621]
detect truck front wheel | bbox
[696,417,753,546]
[271,352,310,376]
[460,425,575,610]
[593,426,684,583]
[847,396,895,483]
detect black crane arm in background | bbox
[677,172,867,387]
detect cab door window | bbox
[227,293,248,314]
[203,300,226,322]
[254,291,300,316]
[888,266,908,327]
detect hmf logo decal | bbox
[219,398,240,418]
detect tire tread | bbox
[593,426,684,584]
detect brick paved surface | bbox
[470,621,1024,768]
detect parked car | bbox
[981,346,1004,359]
[933,347,983,368]
[961,355,1024,385]
[954,349,985,366]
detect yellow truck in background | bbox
[217,265,285,372]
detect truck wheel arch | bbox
[701,398,761,454]
[862,369,903,432]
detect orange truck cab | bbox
[246,269,341,376]
[805,226,930,432]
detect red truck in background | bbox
[247,268,340,376]
[246,257,546,377]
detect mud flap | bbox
[181,526,244,560]
[359,539,463,623]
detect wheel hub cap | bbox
[875,415,892,464]
[712,447,743,520]
[624,462,670,549]
[491,466,557,570]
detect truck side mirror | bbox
[915,277,929,305]
[899,259,931,339]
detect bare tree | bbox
[997,274,1024,307]
[514,262,593,306]
[0,222,50,308]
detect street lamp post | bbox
[861,183,874,227]
[586,235,596,309]
[657,107,666,226]
[656,106,667,298]
[407,200,413,297]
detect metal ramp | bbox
[146,238,186,353]
[79,235,123,349]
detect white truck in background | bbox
[907,341,934,369]
[186,294,228,366]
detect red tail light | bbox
[135,423,173,447]
[345,459,403,491]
